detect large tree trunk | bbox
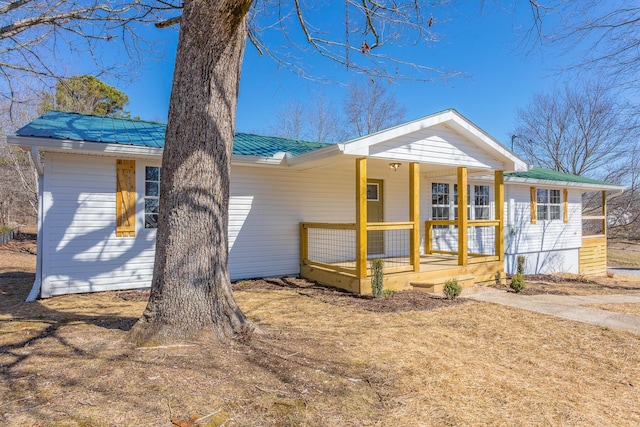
[131,0,253,344]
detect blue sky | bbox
[120,2,582,148]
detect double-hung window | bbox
[144,166,161,228]
[432,183,491,222]
[536,188,562,221]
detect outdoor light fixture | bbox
[389,162,402,171]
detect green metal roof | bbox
[506,167,619,187]
[15,111,332,157]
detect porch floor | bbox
[301,254,505,295]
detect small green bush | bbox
[510,273,526,293]
[371,258,384,298]
[516,255,526,275]
[443,278,462,300]
[383,288,393,297]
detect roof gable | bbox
[15,111,331,157]
[341,109,528,172]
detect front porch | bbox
[299,158,506,295]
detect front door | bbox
[367,179,384,255]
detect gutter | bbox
[7,135,164,158]
[25,147,44,302]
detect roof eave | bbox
[7,135,163,158]
[505,176,626,192]
[284,143,344,168]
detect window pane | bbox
[537,205,548,221]
[145,181,159,197]
[550,189,561,204]
[550,205,561,220]
[145,166,160,181]
[537,189,548,203]
[145,198,159,214]
[475,207,490,220]
[367,183,378,200]
[145,214,158,229]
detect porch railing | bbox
[300,222,415,276]
[425,220,500,264]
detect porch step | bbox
[411,274,476,294]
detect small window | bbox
[453,184,470,220]
[536,188,562,221]
[432,183,450,228]
[367,183,379,201]
[145,166,161,228]
[474,185,490,220]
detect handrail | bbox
[301,222,356,230]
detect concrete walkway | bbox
[608,266,640,277]
[466,288,640,335]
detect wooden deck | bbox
[301,254,504,294]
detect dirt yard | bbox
[1,233,640,426]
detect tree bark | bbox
[130,0,253,344]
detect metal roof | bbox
[15,111,332,157]
[506,167,619,187]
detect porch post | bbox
[409,162,420,272]
[457,167,468,266]
[602,191,607,236]
[495,170,504,261]
[356,158,368,279]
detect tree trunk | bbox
[130,0,254,344]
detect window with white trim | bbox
[144,166,161,228]
[536,188,561,221]
[473,185,490,220]
[432,183,491,222]
[431,183,450,229]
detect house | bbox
[8,110,624,299]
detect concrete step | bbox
[411,274,475,294]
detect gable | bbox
[366,123,505,169]
[340,109,528,172]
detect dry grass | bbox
[515,274,640,296]
[586,303,640,317]
[2,235,640,426]
[608,240,640,267]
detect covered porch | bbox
[299,158,506,294]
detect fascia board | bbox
[7,135,163,158]
[284,143,344,167]
[504,176,626,192]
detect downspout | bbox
[25,146,44,302]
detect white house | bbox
[8,110,624,299]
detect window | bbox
[431,183,450,228]
[145,166,161,228]
[474,185,490,220]
[432,183,491,222]
[536,188,561,221]
[367,183,379,201]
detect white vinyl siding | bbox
[40,153,159,297]
[368,124,506,170]
[504,184,582,274]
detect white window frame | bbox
[144,166,161,228]
[536,188,562,221]
[432,182,492,222]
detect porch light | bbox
[389,162,402,171]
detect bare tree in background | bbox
[527,1,640,88]
[513,81,634,176]
[343,80,406,138]
[0,1,177,106]
[271,92,341,143]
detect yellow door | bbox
[367,179,384,255]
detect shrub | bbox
[516,255,526,275]
[510,273,526,293]
[371,258,384,298]
[383,288,394,297]
[443,278,462,300]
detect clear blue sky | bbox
[119,2,583,148]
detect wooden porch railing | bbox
[300,221,416,276]
[425,219,501,264]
